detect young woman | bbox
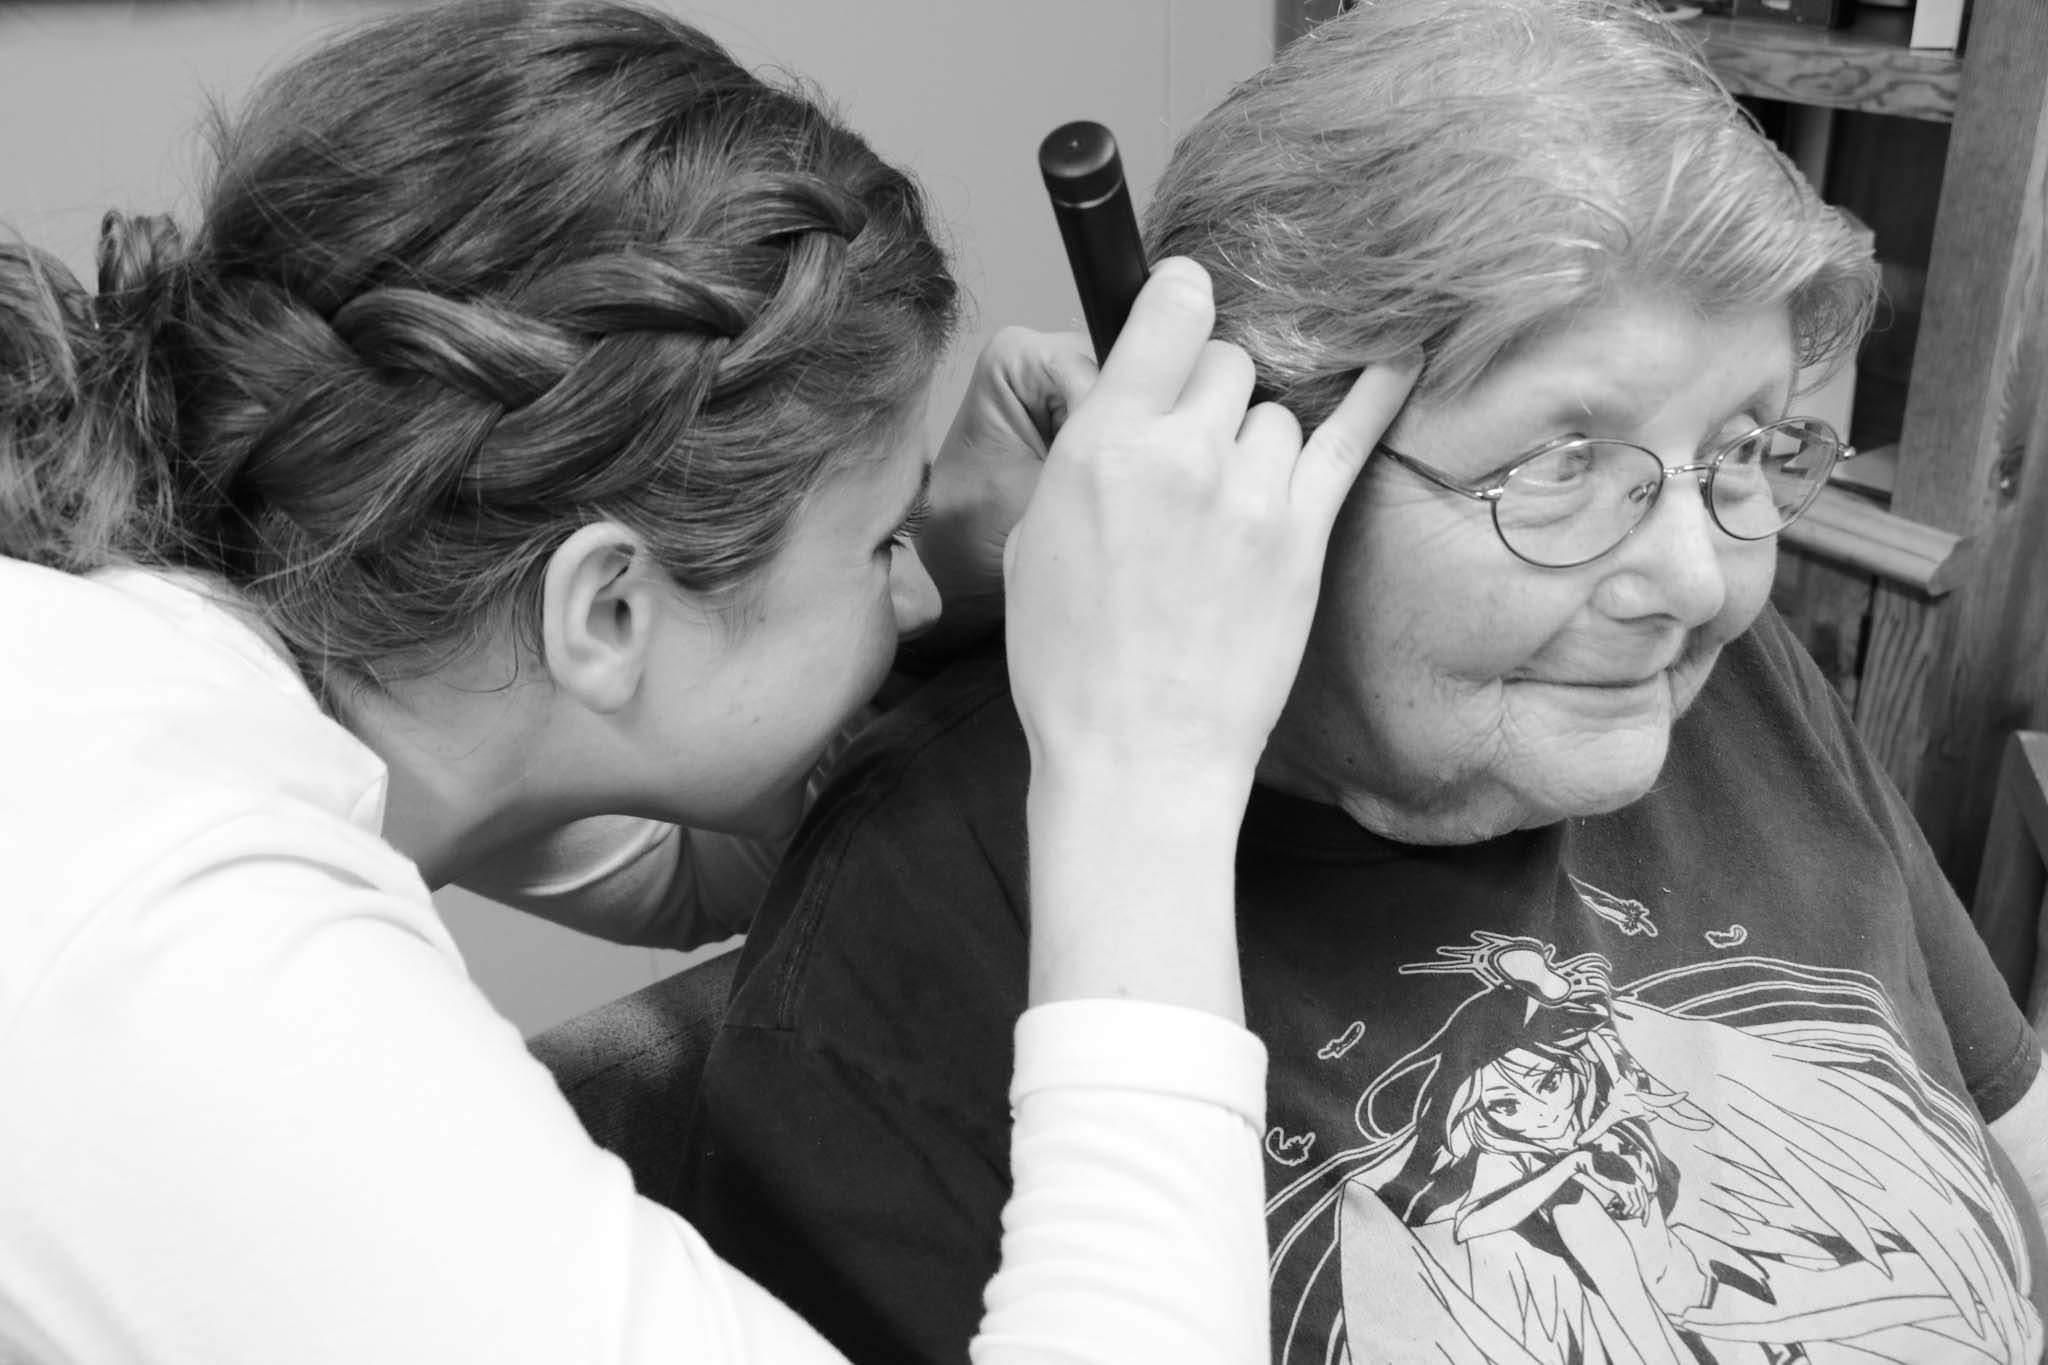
[0,2,1415,1361]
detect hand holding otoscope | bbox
[887,121,1146,665]
[1007,121,1417,1026]
[1038,120,1151,361]
[906,117,1412,683]
[1009,113,1417,777]
[992,123,1417,1363]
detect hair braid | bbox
[1,0,959,692]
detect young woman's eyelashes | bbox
[885,488,933,553]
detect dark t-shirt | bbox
[678,610,2045,1365]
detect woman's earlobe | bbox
[539,523,654,714]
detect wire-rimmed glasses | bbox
[1374,416,1856,569]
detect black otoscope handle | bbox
[1038,120,1150,362]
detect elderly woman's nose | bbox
[1605,478,1729,623]
[892,543,943,640]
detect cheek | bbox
[1339,498,1566,693]
[827,571,909,699]
[752,574,900,719]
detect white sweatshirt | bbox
[0,556,1269,1365]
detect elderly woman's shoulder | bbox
[1715,604,1840,719]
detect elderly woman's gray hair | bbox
[1144,0,1879,422]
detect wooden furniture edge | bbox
[1693,14,1962,122]
[1777,486,1974,595]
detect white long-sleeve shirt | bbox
[0,556,1268,1365]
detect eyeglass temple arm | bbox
[1373,444,1501,502]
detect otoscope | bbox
[1038,120,1150,361]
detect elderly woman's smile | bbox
[1261,295,1790,844]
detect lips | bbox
[1510,643,1689,690]
[1511,672,1665,689]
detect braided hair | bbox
[0,0,959,694]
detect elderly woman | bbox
[673,1,2048,1362]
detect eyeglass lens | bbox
[1493,418,1840,567]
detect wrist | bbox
[1023,763,1248,1020]
[1029,738,1264,826]
[1028,755,1252,845]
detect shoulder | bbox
[0,557,431,1017]
[1687,606,1825,732]
[765,643,1030,933]
[1665,604,1863,797]
[717,644,1032,1091]
[1696,604,1842,730]
[810,646,1030,840]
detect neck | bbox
[1258,687,1537,848]
[1255,756,1538,846]
[332,673,587,889]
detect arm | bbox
[1003,263,1415,1019]
[988,261,1417,1362]
[898,328,1094,668]
[6,853,846,1365]
[1455,1152,1596,1242]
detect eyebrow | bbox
[1745,376,1795,421]
[1538,375,1790,432]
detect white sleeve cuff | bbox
[1010,999,1267,1124]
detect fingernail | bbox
[1149,256,1211,293]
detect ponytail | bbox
[0,212,189,573]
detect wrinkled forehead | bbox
[1425,287,1797,407]
[1395,296,1799,456]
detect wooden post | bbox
[1856,0,2048,894]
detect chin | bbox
[1532,745,1671,820]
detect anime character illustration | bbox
[1269,932,2041,1365]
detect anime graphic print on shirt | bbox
[1266,891,2043,1365]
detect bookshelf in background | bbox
[1706,0,2048,901]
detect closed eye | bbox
[885,487,932,552]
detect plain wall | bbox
[0,0,1273,1034]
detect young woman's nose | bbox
[891,542,943,640]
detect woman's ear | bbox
[538,522,665,714]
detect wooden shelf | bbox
[1777,485,1974,595]
[1688,11,1962,120]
